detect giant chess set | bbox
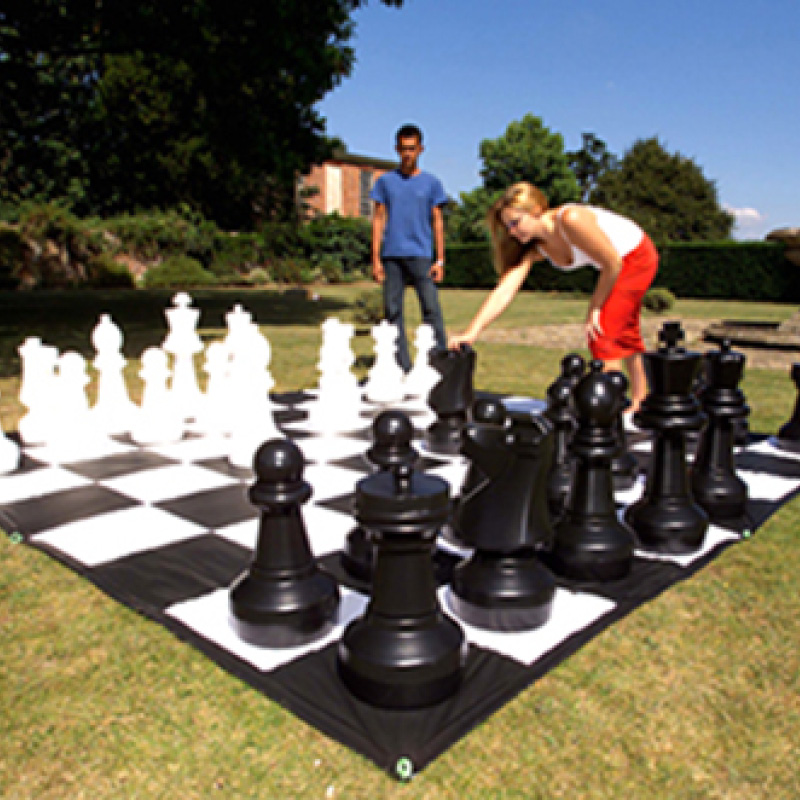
[3,293,800,778]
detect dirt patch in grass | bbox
[482,318,800,371]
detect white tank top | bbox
[541,205,644,271]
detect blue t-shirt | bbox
[370,170,448,258]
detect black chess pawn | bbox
[776,363,800,452]
[449,412,556,631]
[691,340,749,522]
[607,371,639,492]
[337,456,465,709]
[624,322,709,553]
[561,352,587,393]
[549,360,635,582]
[341,410,419,582]
[544,369,578,520]
[448,397,508,547]
[425,344,476,455]
[229,439,340,647]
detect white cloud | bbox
[724,204,764,225]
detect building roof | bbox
[327,147,398,171]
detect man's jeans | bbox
[382,257,447,372]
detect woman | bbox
[449,182,659,415]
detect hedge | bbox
[444,240,797,302]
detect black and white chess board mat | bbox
[2,391,799,778]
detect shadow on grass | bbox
[0,288,352,378]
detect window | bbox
[359,169,374,217]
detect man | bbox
[370,124,448,372]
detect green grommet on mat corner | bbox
[395,756,414,781]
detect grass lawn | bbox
[2,285,800,798]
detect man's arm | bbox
[371,202,386,282]
[430,204,445,282]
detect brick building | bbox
[300,149,398,219]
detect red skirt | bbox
[590,234,659,360]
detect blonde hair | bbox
[486,182,549,275]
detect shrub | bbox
[272,257,316,285]
[246,267,271,285]
[0,224,26,288]
[301,213,371,280]
[141,255,217,288]
[352,289,385,326]
[86,254,136,288]
[642,287,676,313]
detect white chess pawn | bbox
[162,292,205,421]
[131,347,184,446]
[196,341,232,437]
[48,351,110,460]
[0,389,20,474]
[404,324,440,399]
[17,336,59,445]
[227,324,281,469]
[91,313,137,435]
[307,317,364,433]
[364,320,406,404]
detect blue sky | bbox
[318,0,799,240]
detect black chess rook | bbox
[337,453,465,709]
[229,439,340,647]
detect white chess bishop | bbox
[363,320,406,404]
[91,313,138,435]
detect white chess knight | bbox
[162,292,205,421]
[227,322,281,469]
[0,389,20,474]
[307,317,364,433]
[91,313,138,435]
[404,323,441,399]
[363,320,406,404]
[130,347,184,446]
[17,336,59,445]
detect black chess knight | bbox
[425,344,476,455]
[229,439,340,647]
[624,322,709,553]
[449,410,556,631]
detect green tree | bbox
[591,137,734,242]
[567,132,618,202]
[0,1,403,228]
[447,114,580,243]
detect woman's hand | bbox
[585,308,604,341]
[448,332,475,350]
